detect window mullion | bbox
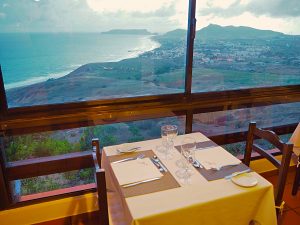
[184,0,196,96]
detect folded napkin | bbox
[195,147,241,170]
[111,158,163,186]
[116,143,139,153]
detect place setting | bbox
[174,136,258,187]
[109,149,180,198]
[107,125,183,198]
[108,124,259,200]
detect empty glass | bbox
[175,137,196,184]
[161,125,178,159]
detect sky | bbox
[0,0,299,34]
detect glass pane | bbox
[0,1,188,108]
[13,169,94,196]
[4,116,185,196]
[3,116,185,162]
[223,134,291,157]
[193,1,300,93]
[192,102,300,137]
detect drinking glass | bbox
[161,125,178,159]
[175,137,196,184]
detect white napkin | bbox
[117,143,137,153]
[111,158,163,186]
[195,147,241,170]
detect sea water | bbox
[0,33,160,89]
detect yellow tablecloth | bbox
[102,132,277,225]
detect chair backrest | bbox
[244,122,293,208]
[92,138,109,225]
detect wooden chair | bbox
[243,122,293,216]
[92,138,109,225]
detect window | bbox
[223,134,291,157]
[16,169,94,196]
[192,1,300,93]
[4,116,185,195]
[3,116,185,162]
[0,0,188,108]
[192,102,300,137]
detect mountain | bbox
[157,24,286,41]
[163,29,186,38]
[102,29,153,35]
[154,29,187,42]
[197,24,284,40]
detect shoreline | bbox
[5,34,161,90]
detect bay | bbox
[0,33,159,89]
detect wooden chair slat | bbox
[252,144,281,168]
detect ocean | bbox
[0,33,160,89]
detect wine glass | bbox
[175,137,196,184]
[161,125,178,159]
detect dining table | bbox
[102,132,277,225]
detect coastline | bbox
[108,35,160,63]
[4,34,161,90]
[5,69,74,90]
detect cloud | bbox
[0,0,100,32]
[0,12,6,19]
[86,0,176,13]
[199,0,300,18]
[131,4,176,18]
[0,0,299,34]
[0,0,186,33]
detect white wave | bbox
[112,36,160,62]
[5,70,72,90]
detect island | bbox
[101,29,154,35]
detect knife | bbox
[112,157,134,164]
[122,177,161,188]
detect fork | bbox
[112,154,145,164]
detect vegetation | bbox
[4,117,183,195]
[5,133,77,161]
[79,125,118,150]
[20,168,94,195]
